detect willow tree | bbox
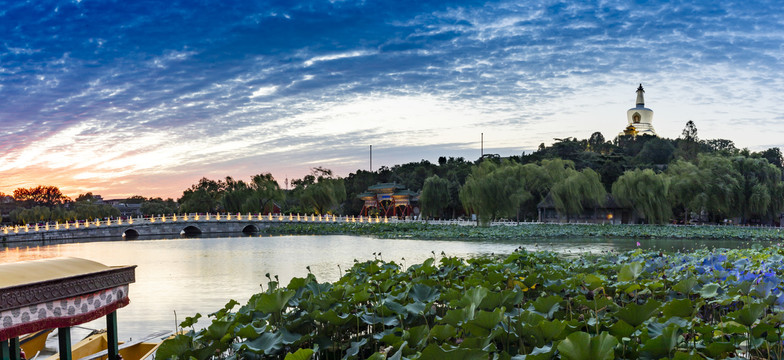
[666,160,704,223]
[300,177,346,215]
[459,160,530,225]
[697,155,742,221]
[732,156,784,223]
[550,168,606,221]
[420,174,450,219]
[243,173,284,213]
[612,168,671,224]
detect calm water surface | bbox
[0,234,762,341]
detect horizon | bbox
[2,1,783,199]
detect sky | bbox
[1,0,783,200]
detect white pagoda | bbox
[620,84,657,137]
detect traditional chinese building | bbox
[620,84,657,137]
[357,183,419,218]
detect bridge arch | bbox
[181,225,202,236]
[242,224,260,234]
[122,228,140,239]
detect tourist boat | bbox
[19,329,53,358]
[48,330,171,360]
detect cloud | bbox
[0,0,782,198]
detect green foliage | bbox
[163,246,784,359]
[612,168,671,224]
[295,169,346,215]
[459,160,530,224]
[550,168,606,220]
[420,174,450,219]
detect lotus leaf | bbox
[530,295,562,319]
[410,283,440,303]
[556,331,618,360]
[727,302,765,327]
[418,343,489,360]
[284,347,315,360]
[618,262,643,282]
[616,300,662,328]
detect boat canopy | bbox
[0,257,136,343]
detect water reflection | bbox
[0,234,766,340]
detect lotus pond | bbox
[266,222,784,242]
[160,245,784,359]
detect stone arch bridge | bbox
[1,213,389,243]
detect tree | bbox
[420,175,450,219]
[756,147,784,169]
[243,173,284,213]
[13,185,69,208]
[704,139,737,155]
[731,156,783,223]
[666,160,703,223]
[459,160,530,225]
[676,121,701,161]
[141,198,178,216]
[178,177,225,213]
[550,168,607,221]
[296,168,346,214]
[587,132,607,153]
[635,137,675,165]
[612,169,671,224]
[697,155,742,222]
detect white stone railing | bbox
[0,214,556,236]
[0,213,402,235]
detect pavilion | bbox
[357,183,419,218]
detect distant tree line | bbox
[2,121,782,226]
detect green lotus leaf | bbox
[582,274,605,290]
[609,320,635,339]
[405,325,430,349]
[410,283,440,303]
[405,301,427,316]
[537,319,567,341]
[418,343,489,360]
[343,338,368,359]
[429,324,457,342]
[255,289,296,314]
[360,313,399,326]
[351,286,371,303]
[662,298,694,319]
[205,319,233,341]
[530,295,563,320]
[752,322,778,342]
[697,283,720,298]
[618,262,643,282]
[718,320,747,335]
[313,309,354,326]
[703,341,735,358]
[615,299,661,328]
[284,347,315,360]
[235,323,266,339]
[463,308,505,337]
[156,334,197,360]
[556,331,618,360]
[727,302,765,327]
[233,331,283,355]
[519,345,554,360]
[639,323,680,359]
[672,277,697,294]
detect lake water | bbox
[0,233,764,342]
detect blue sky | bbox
[1,0,782,198]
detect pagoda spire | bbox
[636,84,645,106]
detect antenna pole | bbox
[481,133,484,157]
[370,145,372,172]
